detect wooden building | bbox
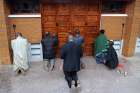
[0,0,140,64]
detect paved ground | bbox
[0,56,140,93]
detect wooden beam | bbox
[122,0,139,57]
[0,0,11,64]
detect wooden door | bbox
[41,0,100,56]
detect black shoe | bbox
[18,69,21,74]
[75,81,78,87]
[75,80,80,88]
[51,65,55,71]
[68,81,72,88]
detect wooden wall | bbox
[41,0,101,55]
[122,0,140,56]
[101,16,126,40]
[8,17,42,43]
[0,0,11,64]
[134,0,140,37]
[137,24,140,37]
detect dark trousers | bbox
[64,71,78,88]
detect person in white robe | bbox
[11,32,29,75]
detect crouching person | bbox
[42,32,55,71]
[61,34,83,88]
[105,41,119,69]
[105,41,127,76]
[11,32,29,75]
[94,29,109,64]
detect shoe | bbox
[21,68,26,76]
[71,80,75,88]
[75,80,80,88]
[75,81,77,87]
[15,69,20,76]
[68,81,72,88]
[71,84,75,89]
[77,83,80,88]
[51,65,55,71]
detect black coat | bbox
[41,36,55,59]
[61,41,83,72]
[105,45,119,69]
[52,36,59,47]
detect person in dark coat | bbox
[74,29,84,46]
[52,33,59,57]
[61,34,83,88]
[74,29,85,69]
[52,33,59,47]
[41,32,55,71]
[105,41,119,69]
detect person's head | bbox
[109,40,114,47]
[68,34,74,42]
[100,29,105,34]
[45,32,50,37]
[75,29,80,35]
[15,32,22,38]
[52,33,57,37]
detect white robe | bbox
[11,36,29,71]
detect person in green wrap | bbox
[95,29,109,64]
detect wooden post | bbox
[122,0,140,57]
[0,0,11,64]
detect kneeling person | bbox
[105,41,119,69]
[94,29,109,64]
[42,32,56,71]
[61,35,83,88]
[11,32,29,75]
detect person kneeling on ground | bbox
[11,32,29,75]
[41,32,56,71]
[94,29,109,64]
[61,34,83,88]
[74,29,85,69]
[105,40,118,69]
[105,40,128,76]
